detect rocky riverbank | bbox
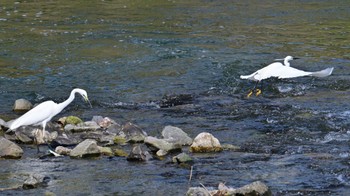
[1,107,270,195]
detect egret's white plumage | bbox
[240,56,334,97]
[9,88,90,140]
[240,56,334,81]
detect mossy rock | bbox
[114,148,128,157]
[113,136,127,145]
[65,116,83,125]
[98,146,114,156]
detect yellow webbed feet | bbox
[255,89,262,96]
[247,90,253,98]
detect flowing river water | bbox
[0,1,349,195]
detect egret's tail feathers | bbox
[310,67,334,77]
[240,75,250,79]
[240,72,258,81]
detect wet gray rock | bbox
[0,137,23,159]
[97,146,114,156]
[15,131,33,144]
[92,116,116,128]
[162,125,193,145]
[144,136,182,156]
[13,98,32,111]
[55,146,72,156]
[186,187,210,196]
[64,121,101,133]
[216,181,271,196]
[105,123,122,134]
[187,181,271,196]
[172,152,193,163]
[51,133,81,147]
[120,122,147,143]
[190,132,223,153]
[127,145,151,161]
[23,173,46,189]
[70,139,100,158]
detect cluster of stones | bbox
[0,99,271,194]
[0,115,224,161]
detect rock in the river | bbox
[126,145,151,161]
[64,121,101,133]
[160,94,193,108]
[190,132,222,153]
[187,181,271,196]
[106,123,122,134]
[172,152,193,164]
[144,136,182,156]
[66,116,83,125]
[114,148,128,157]
[0,137,23,159]
[92,116,116,128]
[13,98,32,111]
[55,146,72,156]
[186,187,210,196]
[97,146,114,156]
[162,125,193,145]
[14,131,33,144]
[120,122,147,143]
[51,133,81,147]
[23,173,47,189]
[216,181,271,196]
[70,139,100,158]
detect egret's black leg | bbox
[256,80,263,96]
[34,136,40,153]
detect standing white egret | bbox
[240,56,334,97]
[9,88,91,151]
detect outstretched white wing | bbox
[240,62,334,81]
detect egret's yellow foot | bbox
[255,89,262,96]
[247,90,253,98]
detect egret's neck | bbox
[284,59,291,67]
[57,90,76,112]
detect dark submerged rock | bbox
[159,94,193,108]
[0,137,23,159]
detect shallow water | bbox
[0,0,350,195]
